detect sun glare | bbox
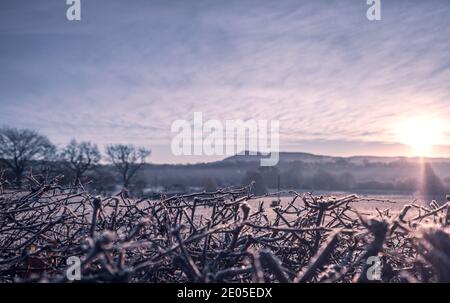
[395,117,446,156]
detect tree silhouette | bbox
[60,139,101,185]
[105,144,151,192]
[0,127,55,186]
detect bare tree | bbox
[105,144,151,191]
[60,139,101,185]
[0,127,56,186]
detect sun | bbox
[395,117,446,156]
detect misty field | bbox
[0,178,449,283]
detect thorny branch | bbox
[0,177,449,283]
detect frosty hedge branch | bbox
[0,177,449,283]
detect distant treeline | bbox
[135,159,449,198]
[0,127,150,196]
[1,127,449,198]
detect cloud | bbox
[0,0,449,163]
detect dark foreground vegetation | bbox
[0,176,449,283]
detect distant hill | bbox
[129,151,450,198]
[9,151,446,197]
[222,151,450,165]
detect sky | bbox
[1,0,449,164]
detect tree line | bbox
[1,127,448,199]
[0,127,151,192]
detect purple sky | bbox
[1,0,449,163]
